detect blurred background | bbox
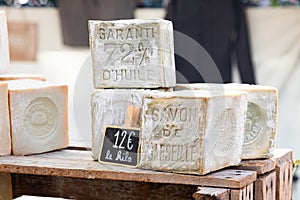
[0,0,300,193]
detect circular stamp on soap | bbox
[244,102,266,145]
[24,97,58,138]
[212,109,238,157]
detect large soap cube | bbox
[139,90,247,175]
[0,11,9,74]
[89,19,175,89]
[0,83,10,156]
[91,89,159,160]
[176,83,278,159]
[8,80,68,155]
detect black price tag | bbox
[99,126,140,167]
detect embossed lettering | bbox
[100,69,155,82]
[98,27,156,40]
[151,142,197,163]
[150,106,198,123]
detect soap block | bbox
[0,74,46,81]
[0,83,10,156]
[89,19,175,89]
[91,89,159,160]
[0,11,9,74]
[8,80,68,155]
[139,90,247,175]
[176,83,278,159]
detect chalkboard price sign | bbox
[99,126,140,166]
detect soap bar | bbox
[139,90,247,175]
[0,83,10,156]
[176,83,278,159]
[0,11,9,74]
[91,89,160,160]
[8,80,68,155]
[89,19,175,89]
[0,74,46,81]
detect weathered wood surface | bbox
[255,171,276,200]
[193,187,230,200]
[235,158,276,175]
[0,149,256,189]
[12,174,198,200]
[0,173,13,200]
[230,183,254,200]
[271,149,293,200]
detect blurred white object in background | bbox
[0,10,10,74]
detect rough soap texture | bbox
[175,83,278,159]
[89,19,175,89]
[8,80,68,155]
[0,83,11,156]
[91,89,159,160]
[139,90,247,175]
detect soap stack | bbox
[89,19,260,175]
[0,12,68,156]
[88,19,176,160]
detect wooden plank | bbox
[254,170,276,200]
[271,149,293,200]
[0,149,256,189]
[15,195,69,199]
[12,174,198,200]
[193,187,230,200]
[231,183,254,200]
[0,173,13,200]
[235,158,276,175]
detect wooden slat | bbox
[0,173,13,200]
[15,195,69,199]
[271,149,293,200]
[12,174,198,200]
[254,170,276,200]
[231,183,254,200]
[0,149,256,189]
[193,187,230,200]
[235,158,276,175]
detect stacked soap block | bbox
[139,90,248,174]
[175,83,278,160]
[88,19,176,160]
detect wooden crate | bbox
[272,149,293,200]
[0,148,257,200]
[193,183,254,200]
[233,148,293,200]
[234,156,276,200]
[255,171,276,200]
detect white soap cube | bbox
[139,90,247,175]
[0,83,10,156]
[89,19,175,89]
[8,80,68,155]
[176,83,278,159]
